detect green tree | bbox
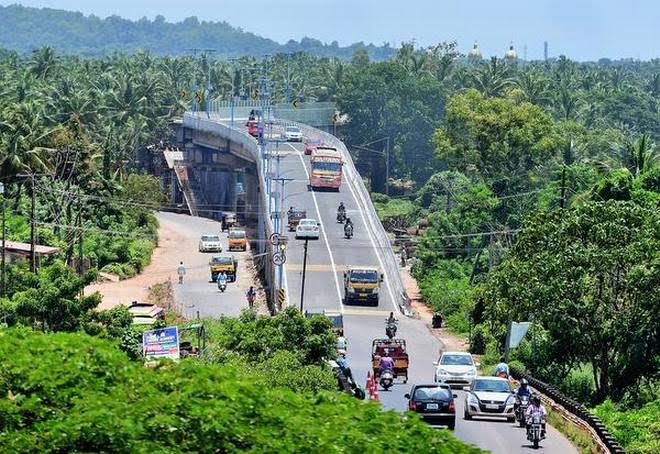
[480,201,659,401]
[433,89,562,195]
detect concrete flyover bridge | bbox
[179,108,577,454]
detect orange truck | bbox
[309,147,343,191]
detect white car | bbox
[463,377,516,422]
[296,218,320,239]
[434,351,478,387]
[198,234,223,252]
[284,125,303,142]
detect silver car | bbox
[463,377,516,422]
[198,234,223,252]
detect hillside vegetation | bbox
[0,4,394,59]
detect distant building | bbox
[3,241,59,267]
[468,42,483,62]
[505,43,518,62]
[544,41,549,61]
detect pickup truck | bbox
[209,255,237,282]
[228,229,247,251]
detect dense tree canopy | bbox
[480,201,659,400]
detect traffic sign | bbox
[272,252,286,266]
[277,288,286,307]
[269,232,280,245]
[292,99,300,108]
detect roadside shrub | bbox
[557,364,597,405]
[0,329,482,453]
[593,399,660,454]
[469,324,489,354]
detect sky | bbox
[1,0,659,60]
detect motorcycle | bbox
[385,321,397,339]
[218,280,227,293]
[337,211,346,223]
[380,368,394,391]
[344,223,354,239]
[515,395,529,427]
[527,413,546,449]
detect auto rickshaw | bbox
[371,338,409,383]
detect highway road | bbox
[275,140,577,454]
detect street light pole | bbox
[0,182,5,296]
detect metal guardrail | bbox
[511,367,625,453]
[279,119,411,315]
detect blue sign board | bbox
[143,326,180,361]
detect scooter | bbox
[385,321,397,339]
[380,368,394,391]
[526,414,546,449]
[337,211,346,223]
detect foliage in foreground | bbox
[0,329,481,453]
[593,399,660,454]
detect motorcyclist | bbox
[344,217,354,237]
[514,378,532,415]
[336,349,353,380]
[516,378,532,398]
[378,350,395,375]
[494,356,510,378]
[217,272,228,290]
[386,312,397,325]
[526,394,547,438]
[338,202,346,216]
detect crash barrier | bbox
[278,119,412,316]
[365,371,379,400]
[511,367,625,453]
[183,112,279,313]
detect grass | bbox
[547,407,600,454]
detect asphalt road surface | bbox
[275,140,577,454]
[162,212,257,318]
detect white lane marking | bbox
[342,156,401,315]
[288,143,344,312]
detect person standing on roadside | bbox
[246,286,256,308]
[177,261,186,284]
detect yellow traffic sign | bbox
[277,288,286,307]
[292,99,300,108]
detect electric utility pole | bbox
[30,174,36,272]
[300,238,309,312]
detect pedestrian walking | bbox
[177,261,186,284]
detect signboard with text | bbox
[143,326,180,361]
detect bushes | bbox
[414,260,474,334]
[0,329,482,453]
[593,399,660,454]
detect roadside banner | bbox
[508,322,531,349]
[143,326,180,361]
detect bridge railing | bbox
[278,119,411,315]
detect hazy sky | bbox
[2,0,659,60]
